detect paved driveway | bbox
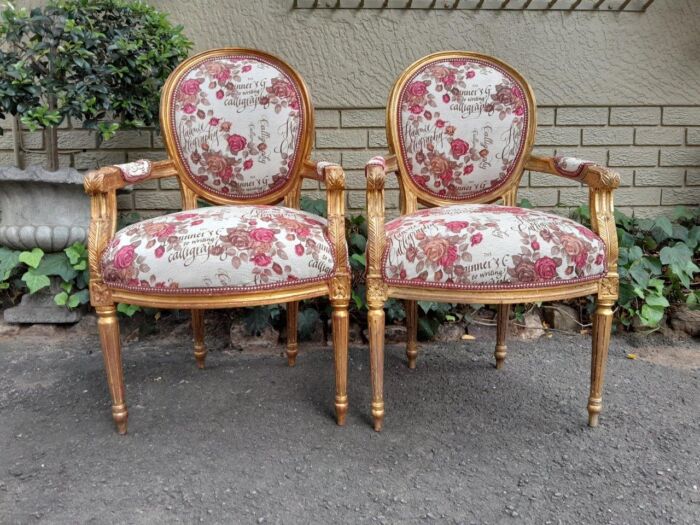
[0,327,698,524]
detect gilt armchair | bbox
[84,48,350,434]
[365,52,619,431]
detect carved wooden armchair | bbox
[84,48,350,434]
[365,52,619,431]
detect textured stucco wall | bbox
[143,0,699,107]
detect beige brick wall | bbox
[2,105,698,219]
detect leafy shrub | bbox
[0,0,192,167]
[0,242,89,308]
[572,205,699,328]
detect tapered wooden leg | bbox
[331,300,349,426]
[588,297,614,427]
[368,303,385,432]
[286,301,298,367]
[405,300,418,369]
[96,305,127,434]
[191,309,206,369]
[495,304,509,370]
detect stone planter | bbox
[0,166,90,324]
[0,166,89,251]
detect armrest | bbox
[83,159,178,306]
[525,153,620,284]
[364,156,388,305]
[308,161,350,298]
[524,154,621,190]
[84,159,178,195]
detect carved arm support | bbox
[307,161,350,302]
[365,156,389,305]
[83,159,178,306]
[525,154,620,295]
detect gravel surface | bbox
[0,328,698,524]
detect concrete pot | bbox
[0,166,89,251]
[0,166,90,324]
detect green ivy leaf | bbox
[54,291,69,306]
[298,308,320,341]
[628,246,643,261]
[651,217,673,241]
[647,278,665,295]
[385,298,406,323]
[644,294,670,308]
[0,246,20,280]
[18,247,44,269]
[672,206,694,222]
[639,304,665,327]
[349,232,367,253]
[641,256,662,276]
[687,292,699,307]
[351,290,365,311]
[65,242,86,265]
[71,289,90,305]
[350,253,366,268]
[21,269,50,293]
[35,253,77,281]
[417,301,433,314]
[418,317,439,340]
[618,282,636,308]
[687,226,700,250]
[67,294,81,308]
[660,244,699,289]
[117,303,141,317]
[299,196,327,218]
[628,264,649,288]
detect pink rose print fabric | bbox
[382,204,607,290]
[116,159,152,183]
[553,156,594,179]
[395,58,532,201]
[101,205,337,293]
[170,55,305,199]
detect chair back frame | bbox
[159,47,315,210]
[386,51,537,213]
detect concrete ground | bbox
[0,322,698,524]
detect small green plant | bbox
[572,205,699,329]
[0,241,89,308]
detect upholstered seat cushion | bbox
[382,204,606,290]
[101,206,337,293]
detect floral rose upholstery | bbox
[116,160,152,183]
[101,206,338,293]
[382,205,607,290]
[169,54,305,199]
[553,156,594,179]
[395,58,532,201]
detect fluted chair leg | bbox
[331,299,349,426]
[368,302,385,432]
[96,305,128,434]
[405,300,418,369]
[286,301,298,366]
[191,309,206,369]
[495,304,509,369]
[588,296,614,427]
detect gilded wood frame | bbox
[84,48,350,434]
[366,52,620,431]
